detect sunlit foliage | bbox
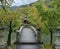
[0,0,60,33]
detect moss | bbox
[8,45,14,49]
[41,43,53,49]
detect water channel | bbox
[14,27,40,49]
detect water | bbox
[14,45,39,49]
[14,27,39,49]
[20,27,37,42]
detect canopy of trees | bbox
[0,0,60,33]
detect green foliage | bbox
[0,0,60,34]
[8,45,14,49]
[0,8,21,31]
[34,0,60,33]
[42,43,53,49]
[8,47,13,49]
[49,0,60,27]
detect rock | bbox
[0,42,7,49]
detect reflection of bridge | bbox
[14,26,43,49]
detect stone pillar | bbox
[16,30,20,42]
[55,26,60,49]
[0,31,3,42]
[0,22,6,49]
[0,30,4,49]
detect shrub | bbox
[42,43,53,49]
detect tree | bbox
[0,0,14,11]
[34,0,60,44]
[0,8,21,45]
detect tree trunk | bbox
[50,29,53,44]
[7,21,12,45]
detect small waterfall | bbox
[20,27,37,42]
[14,27,39,49]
